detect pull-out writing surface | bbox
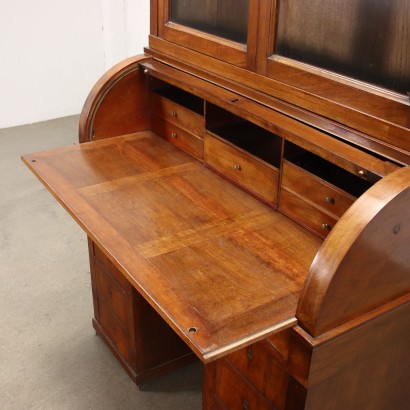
[22,132,322,362]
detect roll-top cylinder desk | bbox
[23,1,410,409]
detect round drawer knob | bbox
[358,169,366,177]
[321,223,331,231]
[171,132,177,138]
[233,164,241,171]
[170,111,177,117]
[325,196,335,204]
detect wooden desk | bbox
[22,1,410,406]
[22,131,321,361]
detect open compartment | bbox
[205,103,282,168]
[283,142,374,198]
[149,77,204,116]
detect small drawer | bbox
[92,243,131,291]
[227,341,288,409]
[98,302,131,363]
[215,359,275,410]
[151,93,204,137]
[152,117,204,160]
[204,134,279,205]
[280,188,338,238]
[282,160,355,218]
[266,329,291,362]
[94,262,131,328]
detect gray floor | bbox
[0,116,202,409]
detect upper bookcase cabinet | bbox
[256,0,410,150]
[155,0,259,69]
[273,0,409,96]
[150,0,410,153]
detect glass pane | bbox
[275,0,410,94]
[170,0,249,44]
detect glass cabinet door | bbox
[271,0,410,96]
[156,0,258,69]
[256,0,410,149]
[170,0,249,44]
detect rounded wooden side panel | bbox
[79,54,152,143]
[297,166,410,337]
[290,166,410,410]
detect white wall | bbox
[0,0,150,129]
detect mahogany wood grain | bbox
[141,59,400,181]
[147,36,410,152]
[279,189,338,239]
[79,55,151,143]
[204,133,279,205]
[151,116,204,160]
[157,0,261,69]
[297,166,410,337]
[281,160,355,218]
[146,44,410,167]
[150,92,205,137]
[213,359,275,410]
[22,132,322,362]
[266,328,291,363]
[226,340,289,409]
[288,300,410,409]
[150,0,158,36]
[89,238,195,384]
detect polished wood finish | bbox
[204,133,279,205]
[79,55,151,143]
[281,160,355,219]
[148,35,410,153]
[22,132,322,362]
[289,297,410,409]
[88,238,194,383]
[297,166,410,336]
[279,189,338,238]
[22,1,410,408]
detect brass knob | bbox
[233,164,241,171]
[358,169,366,177]
[325,196,335,204]
[143,68,149,74]
[321,223,331,231]
[171,132,177,138]
[170,111,177,117]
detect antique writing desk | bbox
[23,1,410,409]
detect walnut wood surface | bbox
[79,55,151,143]
[281,160,355,218]
[297,166,410,337]
[149,1,410,153]
[289,298,410,409]
[204,133,279,205]
[141,59,400,181]
[89,238,195,384]
[22,132,322,362]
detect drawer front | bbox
[282,160,355,218]
[151,93,204,137]
[93,243,131,291]
[204,134,279,205]
[266,329,291,362]
[152,117,204,160]
[227,341,288,409]
[98,302,131,363]
[280,188,338,238]
[94,262,131,328]
[215,359,275,410]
